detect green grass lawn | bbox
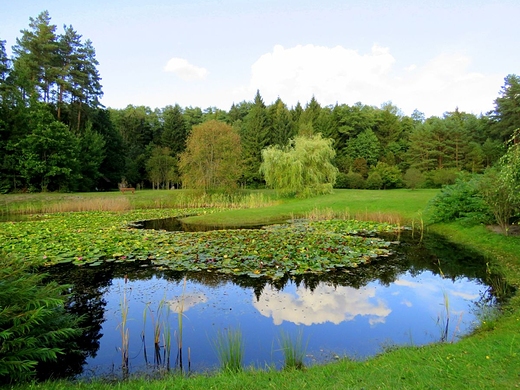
[4,188,520,389]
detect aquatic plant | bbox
[278,328,307,370]
[0,212,402,280]
[117,283,130,378]
[214,328,244,373]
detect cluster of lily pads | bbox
[0,208,402,279]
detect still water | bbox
[43,231,508,380]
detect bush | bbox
[370,162,403,189]
[365,172,383,189]
[334,172,349,189]
[345,171,366,189]
[479,167,519,234]
[403,167,425,189]
[428,175,492,224]
[427,168,459,188]
[0,254,82,384]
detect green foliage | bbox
[427,168,459,188]
[346,129,380,167]
[365,172,383,189]
[490,74,520,141]
[0,212,400,280]
[334,171,365,189]
[76,122,106,191]
[260,134,338,198]
[240,90,270,185]
[369,162,402,189]
[214,328,244,373]
[15,105,80,191]
[0,253,81,384]
[403,167,425,189]
[478,137,520,234]
[179,120,242,193]
[278,329,307,370]
[146,146,177,189]
[428,175,491,224]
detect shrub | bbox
[345,171,366,189]
[365,172,383,189]
[427,168,459,188]
[0,254,82,384]
[428,175,492,224]
[478,167,518,234]
[370,162,403,189]
[403,167,425,189]
[334,172,349,189]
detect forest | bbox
[1,11,519,194]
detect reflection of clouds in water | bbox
[401,299,413,307]
[253,285,391,326]
[450,290,479,300]
[394,279,437,292]
[168,293,208,313]
[396,275,480,302]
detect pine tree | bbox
[240,90,270,185]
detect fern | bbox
[0,252,82,384]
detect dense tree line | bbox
[1,11,519,193]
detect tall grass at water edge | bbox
[0,190,279,215]
[214,328,244,373]
[278,329,307,370]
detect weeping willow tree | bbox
[260,134,338,197]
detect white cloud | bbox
[244,44,502,117]
[164,57,208,81]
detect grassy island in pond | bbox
[1,188,519,389]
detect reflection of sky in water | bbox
[253,285,391,326]
[81,270,486,379]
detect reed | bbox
[117,284,130,378]
[353,210,404,225]
[175,276,187,372]
[278,328,307,370]
[214,327,244,373]
[436,290,462,343]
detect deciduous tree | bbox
[260,134,337,197]
[179,120,242,192]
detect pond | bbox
[40,224,511,381]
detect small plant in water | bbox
[278,328,307,370]
[117,283,130,378]
[214,327,244,373]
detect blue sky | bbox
[2,0,519,117]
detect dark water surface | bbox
[42,230,510,380]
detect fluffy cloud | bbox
[246,44,502,117]
[164,57,208,81]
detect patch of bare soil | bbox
[487,224,520,236]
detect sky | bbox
[1,0,519,117]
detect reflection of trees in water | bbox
[40,231,512,379]
[38,263,115,380]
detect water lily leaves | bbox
[1,210,402,280]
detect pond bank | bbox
[5,189,520,389]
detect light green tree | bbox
[260,134,338,197]
[179,120,242,192]
[478,132,520,234]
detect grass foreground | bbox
[2,188,519,389]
